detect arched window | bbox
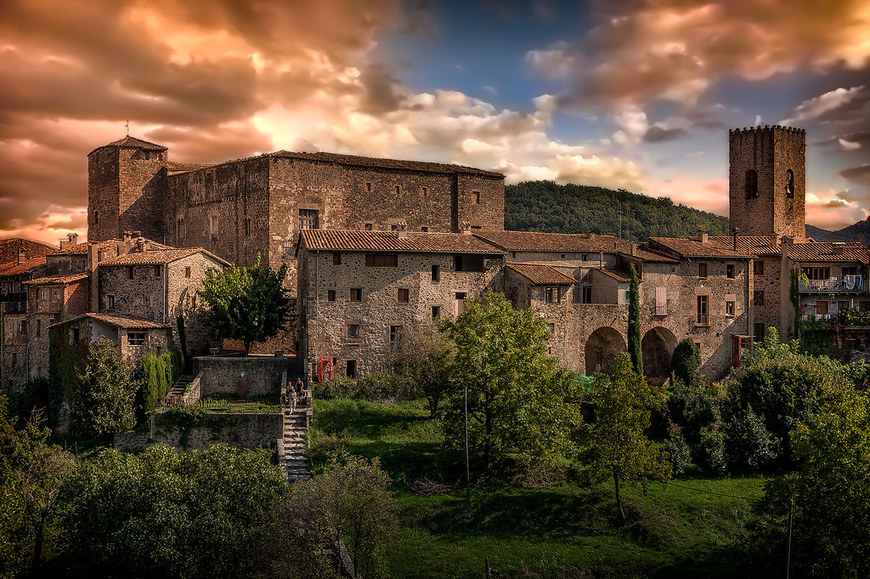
[786,169,794,198]
[745,169,758,199]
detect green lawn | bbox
[311,397,769,578]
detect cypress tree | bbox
[628,263,643,375]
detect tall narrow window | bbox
[397,288,409,303]
[209,215,219,240]
[299,209,319,230]
[655,286,667,315]
[754,291,765,306]
[366,182,372,192]
[431,265,440,282]
[394,185,400,194]
[786,169,795,198]
[346,360,357,378]
[545,286,560,304]
[697,295,709,325]
[582,286,593,304]
[350,288,362,302]
[327,290,336,302]
[471,191,480,204]
[244,218,252,237]
[389,326,401,348]
[726,264,735,279]
[333,253,341,265]
[431,305,441,319]
[698,262,708,278]
[754,260,764,275]
[185,266,191,278]
[745,169,758,198]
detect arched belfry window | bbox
[745,169,758,199]
[786,169,795,198]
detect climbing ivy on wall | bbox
[48,326,86,426]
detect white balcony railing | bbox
[798,276,865,292]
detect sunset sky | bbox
[1,0,869,245]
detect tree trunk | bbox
[614,469,625,520]
[32,514,45,574]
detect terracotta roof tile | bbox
[23,273,89,285]
[89,136,167,155]
[100,248,228,266]
[474,231,629,253]
[788,242,870,265]
[506,263,576,285]
[52,313,169,330]
[0,256,47,277]
[592,267,631,283]
[647,237,753,259]
[708,235,783,256]
[618,248,679,263]
[299,230,504,254]
[270,151,503,178]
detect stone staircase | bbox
[166,374,194,399]
[278,397,312,482]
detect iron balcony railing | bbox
[798,276,865,292]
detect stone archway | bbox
[642,326,678,380]
[585,327,626,375]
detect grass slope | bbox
[310,398,766,578]
[505,181,730,241]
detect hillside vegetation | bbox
[505,181,729,240]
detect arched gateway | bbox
[642,326,678,380]
[585,327,626,375]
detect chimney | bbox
[17,250,26,265]
[132,230,141,239]
[770,232,780,248]
[396,221,408,238]
[732,227,739,251]
[460,221,472,235]
[60,232,79,250]
[122,231,132,242]
[630,243,637,257]
[698,230,708,244]
[136,237,148,252]
[833,242,846,255]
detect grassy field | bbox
[311,398,768,578]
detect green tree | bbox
[62,444,287,578]
[73,337,139,440]
[198,254,290,354]
[389,321,455,417]
[670,338,701,385]
[289,454,397,578]
[588,354,672,519]
[752,391,870,577]
[627,263,642,375]
[725,328,849,467]
[441,292,583,478]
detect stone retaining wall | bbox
[115,412,281,451]
[193,355,288,397]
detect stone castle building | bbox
[4,124,867,392]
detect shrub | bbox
[664,434,692,476]
[667,378,716,440]
[699,429,728,476]
[670,339,701,385]
[725,407,778,471]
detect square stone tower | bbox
[729,125,806,239]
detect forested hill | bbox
[505,181,729,241]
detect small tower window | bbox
[786,169,795,198]
[745,169,758,199]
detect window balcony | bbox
[798,276,865,293]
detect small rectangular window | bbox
[754,260,764,275]
[327,290,336,302]
[432,305,441,319]
[366,182,372,192]
[754,291,765,306]
[346,360,357,378]
[107,295,115,309]
[333,253,341,265]
[397,288,409,303]
[389,325,401,347]
[395,185,400,194]
[39,289,48,301]
[299,209,319,230]
[548,323,555,335]
[52,289,61,301]
[816,301,829,315]
[244,218,252,237]
[545,286,560,304]
[347,324,360,339]
[754,323,765,342]
[432,265,440,282]
[209,215,219,240]
[128,266,134,279]
[726,264,735,279]
[696,295,709,325]
[350,288,362,302]
[365,253,398,267]
[36,319,41,337]
[128,332,146,346]
[725,301,735,316]
[364,223,373,230]
[421,226,429,232]
[698,262,708,278]
[582,286,593,304]
[421,187,428,197]
[471,191,480,204]
[185,266,191,278]
[71,328,80,344]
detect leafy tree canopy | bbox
[197,254,290,354]
[441,292,584,479]
[73,337,139,439]
[505,181,728,240]
[587,354,672,519]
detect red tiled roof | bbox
[646,237,753,259]
[0,256,47,277]
[55,238,175,256]
[788,242,870,265]
[165,161,213,173]
[298,230,504,254]
[23,273,89,285]
[270,151,503,178]
[506,263,576,285]
[708,235,784,256]
[618,248,679,263]
[592,267,631,283]
[51,313,169,330]
[474,231,629,253]
[100,248,229,266]
[89,136,167,155]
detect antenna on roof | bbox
[125,120,129,136]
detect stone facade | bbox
[193,355,289,398]
[114,412,282,452]
[729,126,806,240]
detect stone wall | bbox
[166,253,224,355]
[114,412,282,451]
[729,126,806,239]
[301,249,503,377]
[193,355,288,397]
